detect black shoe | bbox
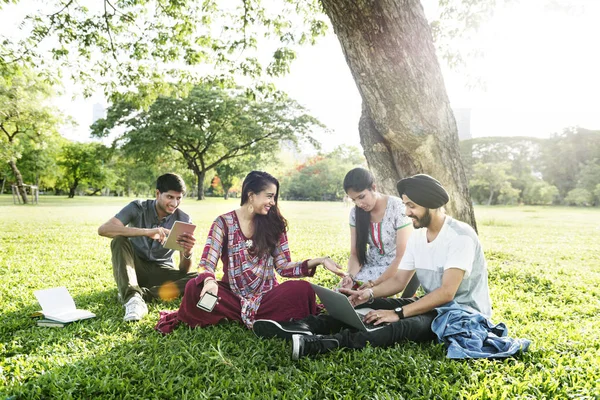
[292,334,340,360]
[253,319,313,341]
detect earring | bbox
[248,204,254,214]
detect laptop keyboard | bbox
[355,312,384,330]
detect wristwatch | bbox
[394,307,405,319]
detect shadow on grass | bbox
[1,287,468,399]
[2,313,466,399]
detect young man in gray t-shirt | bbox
[98,173,197,321]
[253,174,493,359]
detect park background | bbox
[1,0,600,398]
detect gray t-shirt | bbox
[399,216,492,317]
[115,199,192,266]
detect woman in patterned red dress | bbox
[156,171,345,333]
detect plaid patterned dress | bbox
[198,211,312,327]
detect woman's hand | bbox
[321,257,347,277]
[200,278,219,299]
[358,279,375,290]
[339,274,354,289]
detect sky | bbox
[3,0,600,152]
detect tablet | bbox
[163,221,196,252]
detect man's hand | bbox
[363,309,399,325]
[148,227,169,244]
[177,231,196,256]
[339,288,369,307]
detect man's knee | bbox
[110,235,130,250]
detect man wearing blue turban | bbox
[253,173,495,359]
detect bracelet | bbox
[367,288,375,304]
[183,252,193,260]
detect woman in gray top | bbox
[339,168,419,296]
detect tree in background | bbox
[0,67,61,203]
[575,159,600,206]
[58,142,112,198]
[469,162,519,205]
[105,150,193,198]
[521,178,559,206]
[564,188,593,207]
[1,0,499,226]
[12,132,65,192]
[92,84,323,199]
[540,128,600,201]
[214,154,265,200]
[460,136,543,204]
[281,145,365,201]
[460,130,600,207]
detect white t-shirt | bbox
[399,216,492,317]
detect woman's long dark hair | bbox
[343,168,375,266]
[241,171,288,257]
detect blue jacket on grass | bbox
[431,302,531,359]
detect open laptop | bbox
[310,283,386,332]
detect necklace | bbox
[245,239,254,249]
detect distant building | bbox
[92,103,106,124]
[453,108,472,140]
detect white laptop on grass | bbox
[310,283,386,332]
[34,287,95,323]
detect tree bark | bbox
[195,170,206,200]
[321,0,477,230]
[68,179,78,198]
[8,160,29,204]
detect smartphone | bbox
[196,292,218,312]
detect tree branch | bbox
[2,0,75,63]
[204,130,277,171]
[103,0,119,60]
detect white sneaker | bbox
[123,294,148,322]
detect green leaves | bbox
[92,82,324,199]
[1,0,329,97]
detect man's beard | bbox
[412,208,431,229]
[157,201,174,215]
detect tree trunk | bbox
[487,188,494,206]
[8,160,29,204]
[321,0,477,230]
[196,170,206,200]
[223,185,231,200]
[68,179,78,198]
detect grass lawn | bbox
[1,194,599,399]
